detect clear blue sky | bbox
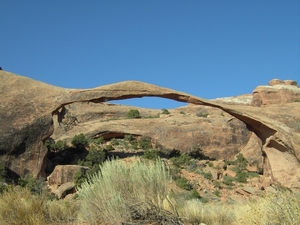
[1,0,299,109]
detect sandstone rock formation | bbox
[51,102,253,161]
[1,70,300,189]
[252,78,300,106]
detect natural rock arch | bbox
[1,70,300,188]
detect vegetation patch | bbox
[77,159,178,224]
[71,133,88,149]
[127,109,141,119]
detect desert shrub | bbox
[175,177,192,190]
[53,140,67,151]
[213,181,222,189]
[178,200,234,225]
[85,149,106,166]
[127,109,141,119]
[143,149,160,160]
[171,153,191,167]
[161,108,170,115]
[236,171,248,183]
[105,144,114,151]
[110,137,120,146]
[257,166,264,175]
[139,137,152,150]
[124,134,134,142]
[191,189,201,199]
[213,190,221,197]
[93,136,105,145]
[180,111,185,114]
[187,160,198,172]
[0,186,47,225]
[78,148,106,168]
[223,176,235,186]
[45,199,79,223]
[74,170,87,188]
[202,171,213,180]
[77,159,174,224]
[18,175,46,195]
[131,140,138,150]
[71,133,88,149]
[196,112,209,117]
[189,145,204,159]
[45,139,67,152]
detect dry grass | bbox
[0,170,299,225]
[0,186,81,225]
[0,186,47,225]
[234,189,300,225]
[45,199,80,224]
[178,199,234,225]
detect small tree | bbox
[72,133,88,149]
[127,109,141,119]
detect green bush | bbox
[78,149,106,168]
[93,136,105,145]
[124,134,134,142]
[45,139,67,152]
[191,189,201,199]
[171,153,191,167]
[139,137,152,150]
[213,190,221,197]
[189,145,204,159]
[71,133,88,149]
[223,176,234,186]
[110,138,119,146]
[77,159,172,224]
[175,177,192,190]
[105,144,114,151]
[161,108,170,115]
[131,140,138,150]
[18,175,46,195]
[127,109,141,119]
[202,171,213,180]
[74,170,87,188]
[143,150,160,160]
[53,140,67,152]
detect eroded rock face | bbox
[1,71,300,189]
[252,79,300,106]
[52,102,252,161]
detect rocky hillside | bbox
[1,70,300,192]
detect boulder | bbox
[268,79,285,86]
[47,165,88,186]
[284,80,298,86]
[54,182,75,199]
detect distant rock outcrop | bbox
[252,79,300,106]
[1,71,300,189]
